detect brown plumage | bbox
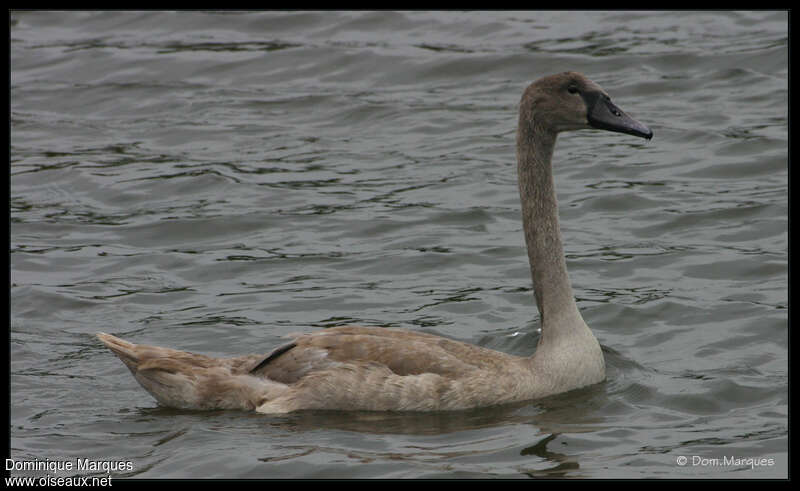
[97,72,652,413]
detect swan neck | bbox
[517,121,582,333]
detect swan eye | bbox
[567,86,579,94]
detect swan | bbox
[97,72,652,413]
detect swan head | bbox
[521,71,653,140]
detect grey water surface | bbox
[10,11,787,479]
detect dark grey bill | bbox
[582,91,653,140]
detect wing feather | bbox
[249,326,519,383]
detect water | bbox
[9,10,788,479]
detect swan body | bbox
[97,72,652,413]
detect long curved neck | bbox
[516,117,583,339]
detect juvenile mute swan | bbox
[98,72,652,413]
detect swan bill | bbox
[583,91,653,140]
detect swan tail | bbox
[96,332,289,411]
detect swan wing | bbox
[249,325,518,384]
